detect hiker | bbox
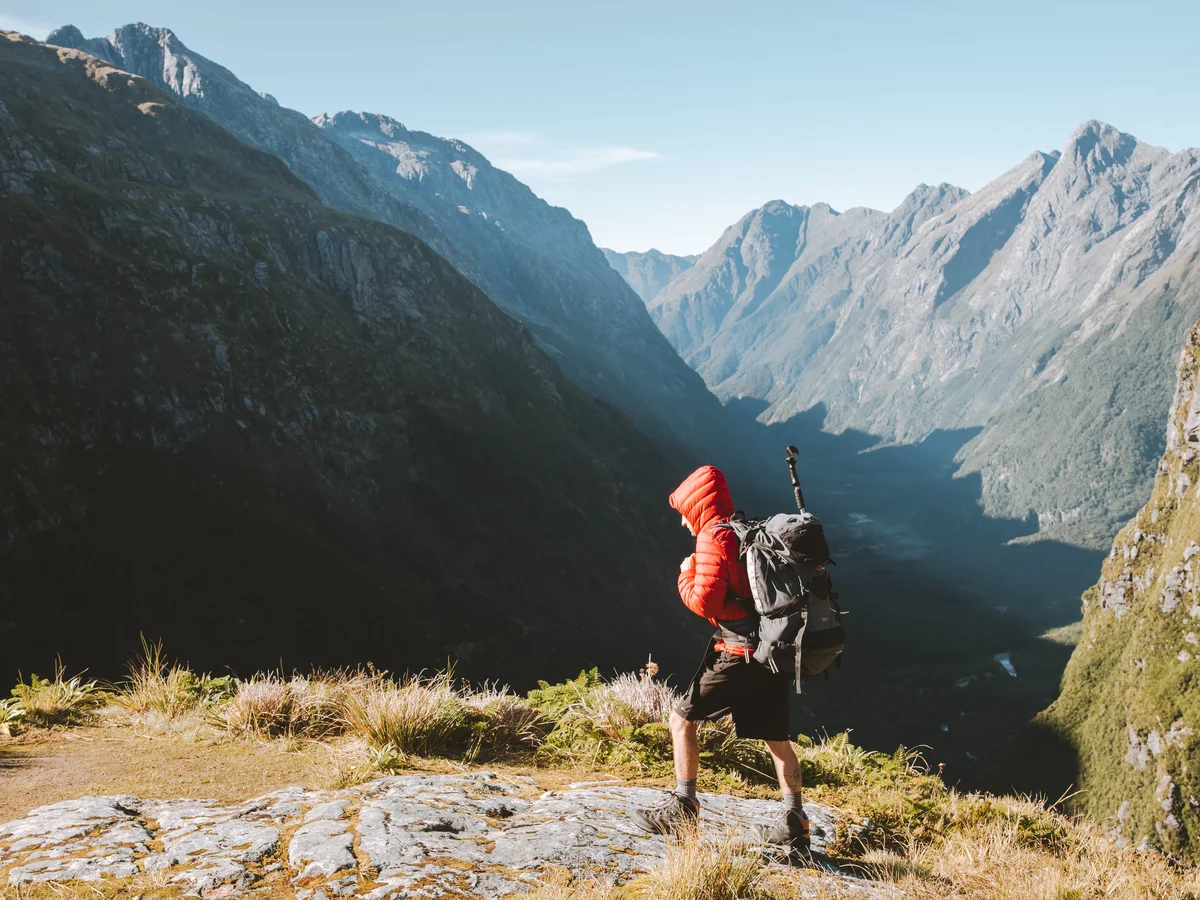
[633,464,809,852]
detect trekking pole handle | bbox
[785,446,805,510]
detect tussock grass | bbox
[340,670,467,758]
[114,638,234,726]
[223,669,377,738]
[8,661,101,728]
[580,670,680,737]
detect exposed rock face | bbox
[0,774,888,898]
[1038,319,1200,858]
[44,23,740,462]
[601,248,698,303]
[650,125,1200,547]
[0,32,698,683]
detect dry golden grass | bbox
[340,670,468,758]
[850,800,1200,900]
[109,639,237,736]
[631,830,769,900]
[526,829,768,900]
[221,669,377,738]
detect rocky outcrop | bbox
[0,774,890,898]
[1037,319,1200,858]
[650,124,1200,547]
[601,248,697,303]
[0,32,697,684]
[44,23,743,464]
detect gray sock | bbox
[784,791,804,814]
[676,779,697,801]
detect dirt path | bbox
[0,727,326,821]
[0,728,646,824]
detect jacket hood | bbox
[670,465,734,533]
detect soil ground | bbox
[0,726,650,823]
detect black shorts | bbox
[674,637,791,741]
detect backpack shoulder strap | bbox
[713,520,745,538]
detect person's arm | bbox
[677,529,730,618]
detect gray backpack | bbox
[719,512,845,692]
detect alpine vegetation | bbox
[1036,316,1200,859]
[5,652,1200,898]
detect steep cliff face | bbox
[44,23,740,463]
[0,32,699,684]
[650,124,1200,546]
[601,248,697,303]
[1038,320,1200,857]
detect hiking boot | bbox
[751,809,811,853]
[632,792,700,836]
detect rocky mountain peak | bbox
[756,198,804,218]
[601,248,699,303]
[44,24,85,45]
[1062,119,1144,173]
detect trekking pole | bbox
[785,446,805,511]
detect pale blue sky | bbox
[6,1,1199,255]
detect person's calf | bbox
[669,711,700,783]
[764,739,803,796]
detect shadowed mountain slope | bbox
[0,32,705,686]
[45,23,746,469]
[651,127,1200,547]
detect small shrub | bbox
[341,670,467,757]
[10,662,101,727]
[368,742,407,773]
[527,668,604,719]
[0,698,23,736]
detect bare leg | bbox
[765,739,803,795]
[669,711,700,782]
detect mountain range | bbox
[0,30,704,684]
[621,128,1200,548]
[14,19,1200,800]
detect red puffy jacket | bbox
[669,465,752,626]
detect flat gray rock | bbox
[0,772,897,897]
